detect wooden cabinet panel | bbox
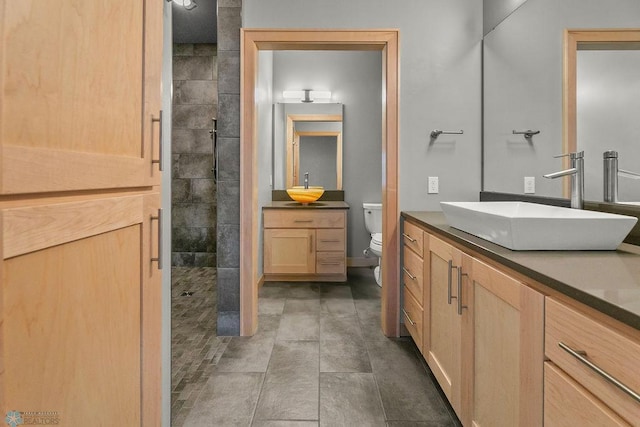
[1,193,160,425]
[264,209,345,229]
[316,251,345,274]
[402,245,423,303]
[546,298,640,426]
[545,362,631,427]
[316,228,345,251]
[425,235,463,417]
[467,257,544,427]
[403,285,423,349]
[402,220,424,257]
[264,229,315,274]
[0,1,161,193]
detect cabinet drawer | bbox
[545,298,640,425]
[402,220,424,257]
[402,246,423,304]
[264,209,345,229]
[403,285,423,349]
[316,229,345,251]
[544,362,630,427]
[316,251,345,274]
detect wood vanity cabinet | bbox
[404,219,545,426]
[401,221,425,349]
[544,298,640,427]
[263,207,347,281]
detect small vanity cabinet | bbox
[263,202,348,281]
[401,221,425,349]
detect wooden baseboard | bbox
[258,275,265,288]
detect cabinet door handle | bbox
[402,267,416,281]
[310,234,313,253]
[402,308,416,326]
[151,110,164,171]
[447,260,458,304]
[402,233,416,243]
[150,208,163,270]
[456,266,467,315]
[558,342,640,403]
[295,219,313,223]
[320,239,340,243]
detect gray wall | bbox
[299,136,338,189]
[483,0,640,198]
[171,44,217,267]
[245,0,483,214]
[270,50,383,258]
[172,0,217,43]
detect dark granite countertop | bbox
[402,211,640,331]
[263,201,350,209]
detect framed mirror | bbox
[564,29,640,203]
[273,103,343,190]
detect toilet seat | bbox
[369,233,383,256]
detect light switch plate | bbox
[524,176,535,194]
[428,176,439,194]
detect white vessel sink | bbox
[440,201,638,250]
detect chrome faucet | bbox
[304,172,309,189]
[603,150,640,203]
[543,151,584,209]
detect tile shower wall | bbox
[216,0,242,335]
[172,43,218,267]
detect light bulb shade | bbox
[282,89,332,103]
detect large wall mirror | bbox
[483,0,640,203]
[564,29,640,204]
[273,103,343,190]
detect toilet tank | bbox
[363,203,382,234]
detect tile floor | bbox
[172,267,461,426]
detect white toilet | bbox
[363,202,383,286]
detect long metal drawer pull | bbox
[150,208,163,270]
[402,233,416,243]
[558,342,640,403]
[447,260,457,304]
[320,239,340,243]
[320,262,341,265]
[456,266,468,315]
[402,267,416,281]
[294,219,313,223]
[310,235,313,253]
[402,308,416,326]
[151,111,164,171]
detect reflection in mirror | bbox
[565,29,640,204]
[482,1,640,199]
[273,103,343,190]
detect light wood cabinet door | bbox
[465,257,544,427]
[1,192,161,425]
[0,0,163,194]
[425,235,463,418]
[264,229,316,274]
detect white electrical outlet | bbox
[428,176,439,194]
[524,176,535,194]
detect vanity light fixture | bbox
[167,0,197,10]
[282,89,332,103]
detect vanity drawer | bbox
[402,245,423,303]
[316,251,345,274]
[544,362,631,427]
[264,210,345,229]
[403,221,424,257]
[545,298,640,425]
[402,285,423,349]
[316,229,345,251]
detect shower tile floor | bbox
[171,267,461,426]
